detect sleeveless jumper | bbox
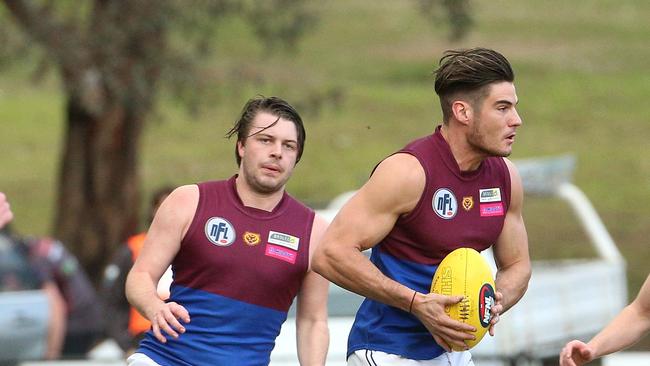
[138,176,314,365]
[347,126,511,360]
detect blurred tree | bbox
[0,0,317,285]
[417,0,473,41]
[0,0,471,285]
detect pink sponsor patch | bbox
[265,244,297,264]
[480,202,504,217]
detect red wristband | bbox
[408,291,417,313]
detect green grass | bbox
[2,0,650,348]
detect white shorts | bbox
[127,353,162,366]
[348,349,474,366]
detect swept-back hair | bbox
[226,96,306,166]
[434,48,514,122]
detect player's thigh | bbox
[127,353,162,366]
[348,350,474,366]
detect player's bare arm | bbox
[489,159,531,335]
[126,185,197,343]
[560,274,650,366]
[296,214,330,366]
[313,153,475,351]
[590,273,650,352]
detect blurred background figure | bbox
[0,233,66,361]
[101,186,174,356]
[1,191,103,359]
[0,192,65,360]
[18,235,105,359]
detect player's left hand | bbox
[559,340,594,366]
[488,290,503,336]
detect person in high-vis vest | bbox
[102,187,173,355]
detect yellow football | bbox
[430,247,496,350]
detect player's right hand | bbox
[559,340,594,366]
[411,292,476,352]
[148,301,191,343]
[488,290,504,336]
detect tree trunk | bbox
[54,95,144,285]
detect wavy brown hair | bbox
[434,48,514,122]
[226,96,306,166]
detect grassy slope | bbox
[1,0,649,348]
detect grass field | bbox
[1,0,649,349]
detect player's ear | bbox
[237,140,245,159]
[451,100,472,126]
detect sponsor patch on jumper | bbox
[265,244,297,264]
[479,188,501,203]
[432,188,457,219]
[462,196,474,211]
[268,231,300,251]
[243,231,261,246]
[480,203,504,217]
[204,217,235,246]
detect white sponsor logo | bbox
[268,231,300,250]
[479,188,501,203]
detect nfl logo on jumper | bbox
[432,188,457,219]
[204,217,236,246]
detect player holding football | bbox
[313,48,531,365]
[560,273,650,365]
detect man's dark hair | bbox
[226,96,306,166]
[434,48,514,122]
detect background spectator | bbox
[0,192,66,360]
[19,235,105,358]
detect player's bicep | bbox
[326,189,398,252]
[133,185,198,281]
[308,215,329,268]
[493,159,529,269]
[326,153,424,252]
[493,210,528,270]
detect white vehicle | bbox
[271,155,627,366]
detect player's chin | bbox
[257,175,286,191]
[497,146,512,157]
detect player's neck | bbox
[440,123,485,172]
